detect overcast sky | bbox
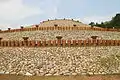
[0,0,120,30]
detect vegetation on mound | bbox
[99,53,120,74]
[89,13,120,28]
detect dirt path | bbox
[0,74,120,80]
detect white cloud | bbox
[0,0,43,30]
[0,23,20,30]
[80,14,114,24]
[0,25,9,30]
[0,0,60,30]
[0,0,42,20]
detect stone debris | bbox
[5,72,9,74]
[0,30,120,40]
[25,72,33,76]
[0,71,5,74]
[0,47,120,76]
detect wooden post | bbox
[67,40,71,47]
[8,41,11,47]
[42,41,46,47]
[118,40,120,46]
[47,40,51,46]
[31,40,36,47]
[87,39,92,46]
[3,41,7,47]
[56,36,62,47]
[83,40,87,46]
[1,41,4,47]
[0,38,2,46]
[52,40,56,46]
[78,40,82,46]
[97,39,102,46]
[91,36,98,46]
[21,26,24,29]
[106,40,110,46]
[37,41,41,47]
[19,41,24,47]
[54,24,58,30]
[115,40,119,46]
[62,40,66,47]
[36,25,39,28]
[73,40,77,46]
[23,37,29,46]
[15,41,19,47]
[111,40,115,46]
[8,28,11,32]
[102,40,106,46]
[11,41,15,47]
[28,41,32,47]
[8,28,11,31]
[0,29,1,33]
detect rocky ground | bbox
[0,30,120,40]
[0,46,120,76]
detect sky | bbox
[0,0,120,30]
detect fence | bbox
[0,39,120,47]
[0,26,120,33]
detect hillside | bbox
[0,19,120,77]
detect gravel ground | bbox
[0,46,120,76]
[0,30,120,41]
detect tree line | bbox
[89,13,120,29]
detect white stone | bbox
[45,73,52,76]
[25,72,33,76]
[72,73,77,76]
[10,72,16,74]
[0,71,5,74]
[64,72,71,76]
[5,72,9,74]
[54,73,59,76]
[88,72,93,75]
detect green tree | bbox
[101,22,105,28]
[95,22,102,27]
[89,22,95,27]
[110,13,120,28]
[90,13,120,29]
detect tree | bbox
[89,13,120,29]
[95,22,102,27]
[101,22,105,28]
[89,22,95,27]
[104,21,112,28]
[110,13,120,28]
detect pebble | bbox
[25,72,33,76]
[0,71,5,74]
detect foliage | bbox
[89,13,120,28]
[89,22,95,27]
[99,54,120,74]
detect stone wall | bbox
[0,47,120,76]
